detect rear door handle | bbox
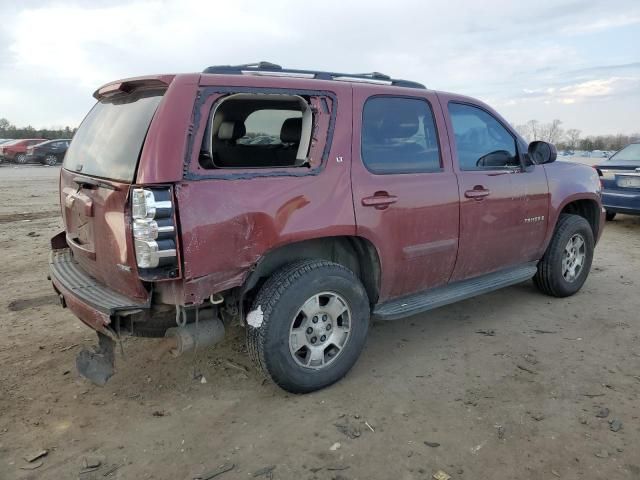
[464,187,491,200]
[361,193,398,209]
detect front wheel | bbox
[16,153,27,164]
[605,211,616,221]
[44,154,58,166]
[534,214,594,297]
[246,260,370,393]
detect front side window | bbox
[448,103,518,170]
[361,97,441,174]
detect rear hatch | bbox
[60,88,165,300]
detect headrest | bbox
[217,121,246,141]
[280,117,302,144]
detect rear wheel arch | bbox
[242,236,382,308]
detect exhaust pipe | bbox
[164,318,225,357]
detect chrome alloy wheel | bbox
[288,291,351,369]
[562,233,586,282]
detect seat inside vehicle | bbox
[201,94,312,169]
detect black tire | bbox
[534,214,594,297]
[247,259,370,393]
[16,153,27,164]
[44,154,58,166]
[605,211,616,221]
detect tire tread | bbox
[246,259,362,391]
[534,214,593,297]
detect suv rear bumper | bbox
[49,248,150,335]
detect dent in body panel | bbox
[175,85,354,304]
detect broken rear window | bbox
[199,94,314,169]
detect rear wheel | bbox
[44,154,58,166]
[534,214,594,297]
[16,153,27,164]
[247,260,370,393]
[605,211,616,221]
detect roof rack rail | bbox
[202,62,426,89]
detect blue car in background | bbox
[595,142,640,220]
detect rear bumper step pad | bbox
[49,248,149,316]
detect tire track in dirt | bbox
[0,211,59,224]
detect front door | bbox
[352,89,460,302]
[443,99,547,281]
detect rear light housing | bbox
[131,187,177,271]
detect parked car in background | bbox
[595,142,640,220]
[25,139,71,165]
[0,140,19,163]
[0,139,15,145]
[0,138,48,163]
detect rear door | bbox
[60,88,166,300]
[352,87,460,301]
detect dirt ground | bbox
[0,164,639,480]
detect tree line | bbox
[2,116,637,152]
[514,119,639,152]
[0,118,77,140]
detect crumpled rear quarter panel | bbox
[176,85,355,304]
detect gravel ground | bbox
[0,164,639,480]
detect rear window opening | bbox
[200,94,313,169]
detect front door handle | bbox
[464,186,491,200]
[362,192,398,209]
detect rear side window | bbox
[64,89,164,182]
[448,103,518,170]
[237,109,302,146]
[361,97,441,174]
[200,94,313,169]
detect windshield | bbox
[64,89,164,182]
[608,143,640,164]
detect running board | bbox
[372,263,538,321]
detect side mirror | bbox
[528,141,557,165]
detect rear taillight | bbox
[131,188,177,269]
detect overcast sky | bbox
[1,0,638,135]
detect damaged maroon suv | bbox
[50,62,605,392]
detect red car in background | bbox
[0,138,48,163]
